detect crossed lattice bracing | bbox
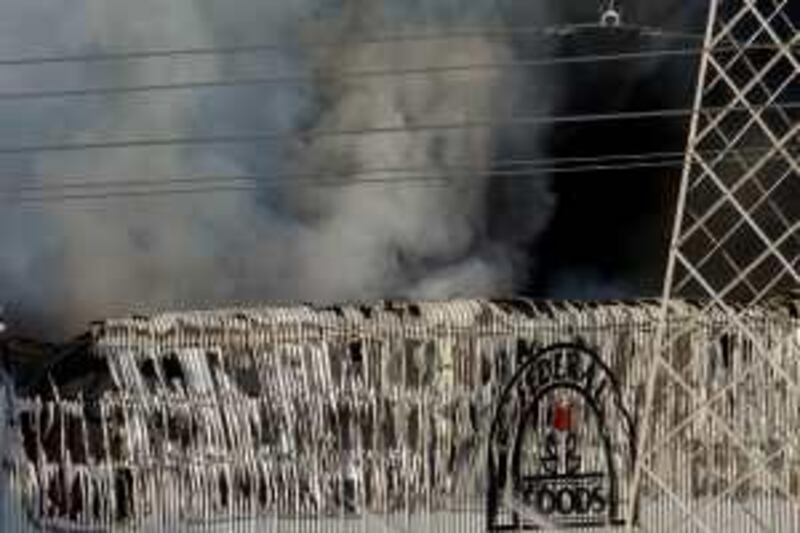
[632,1,800,531]
[671,0,799,304]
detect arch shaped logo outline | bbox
[487,343,637,530]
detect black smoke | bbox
[525,1,709,299]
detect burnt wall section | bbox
[2,298,799,530]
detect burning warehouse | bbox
[2,298,799,532]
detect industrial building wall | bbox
[2,299,799,531]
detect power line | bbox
[0,102,796,156]
[0,48,721,101]
[6,145,782,194]
[0,44,791,102]
[4,158,689,206]
[6,144,797,206]
[0,49,701,101]
[6,152,684,193]
[0,24,707,68]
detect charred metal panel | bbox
[1,299,799,531]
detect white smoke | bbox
[285,9,535,300]
[0,0,556,337]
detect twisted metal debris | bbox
[1,298,799,531]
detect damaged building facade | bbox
[1,298,799,531]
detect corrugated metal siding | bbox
[2,299,799,531]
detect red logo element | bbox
[552,401,572,432]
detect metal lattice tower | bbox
[630,0,799,531]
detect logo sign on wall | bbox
[487,343,636,530]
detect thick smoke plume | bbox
[0,0,556,338]
[0,0,701,338]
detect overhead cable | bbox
[4,145,783,194]
[0,25,708,67]
[0,101,796,156]
[0,45,791,102]
[6,143,797,206]
[4,159,688,206]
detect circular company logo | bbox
[487,343,636,530]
